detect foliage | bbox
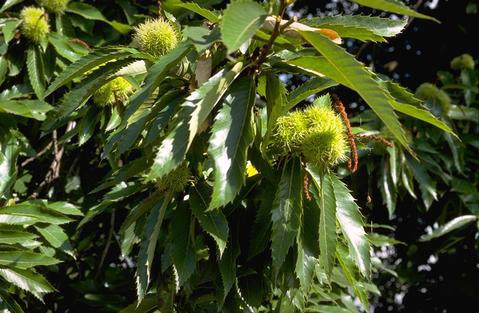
[0,0,466,312]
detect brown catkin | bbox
[303,172,312,201]
[357,134,394,147]
[332,95,358,173]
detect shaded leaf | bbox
[190,184,229,257]
[271,157,303,273]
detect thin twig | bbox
[96,208,116,279]
[29,123,73,199]
[21,141,53,167]
[255,0,288,67]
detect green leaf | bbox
[331,173,370,277]
[351,0,438,22]
[119,294,158,313]
[0,268,55,300]
[307,165,336,278]
[305,15,407,39]
[294,244,317,292]
[2,19,21,44]
[315,305,356,313]
[48,33,89,63]
[380,79,454,134]
[219,233,239,302]
[287,77,338,109]
[336,246,370,311]
[248,183,275,259]
[121,42,193,126]
[420,215,477,241]
[208,77,255,209]
[271,157,303,273]
[263,73,288,150]
[0,131,20,198]
[148,62,243,180]
[44,201,83,216]
[0,100,52,120]
[190,184,229,257]
[34,224,72,255]
[66,2,131,34]
[0,229,38,245]
[44,58,133,131]
[26,46,46,99]
[0,202,73,225]
[379,159,396,218]
[174,2,219,23]
[291,31,410,149]
[0,0,24,12]
[407,157,437,209]
[447,105,479,121]
[136,193,172,301]
[45,47,135,97]
[170,204,196,286]
[78,106,100,146]
[220,0,267,51]
[0,251,60,269]
[0,290,25,313]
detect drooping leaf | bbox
[219,233,239,303]
[271,157,303,273]
[248,182,275,259]
[26,45,45,99]
[307,165,337,278]
[208,77,256,209]
[220,0,267,51]
[331,173,370,277]
[336,246,370,311]
[0,268,55,300]
[136,193,172,301]
[170,203,196,286]
[148,62,243,180]
[420,215,477,241]
[190,184,229,257]
[263,73,288,150]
